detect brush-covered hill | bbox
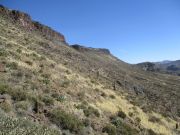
[0,5,180,135]
[136,60,180,76]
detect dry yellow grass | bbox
[96,88,177,135]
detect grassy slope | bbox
[0,14,180,135]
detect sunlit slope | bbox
[0,7,180,135]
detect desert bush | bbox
[51,92,59,98]
[101,92,107,97]
[42,79,50,85]
[0,109,61,135]
[76,103,100,117]
[39,56,46,61]
[65,70,71,74]
[0,84,28,101]
[41,95,54,106]
[90,79,96,84]
[0,101,12,112]
[109,94,116,99]
[56,95,66,102]
[84,106,100,117]
[0,49,7,56]
[177,108,180,117]
[111,116,139,135]
[0,83,9,94]
[16,48,22,53]
[25,60,33,66]
[117,110,126,119]
[148,116,161,123]
[128,112,134,117]
[11,71,23,78]
[48,109,83,133]
[15,101,30,111]
[102,124,117,135]
[135,117,141,124]
[32,53,38,57]
[83,118,91,127]
[6,62,18,70]
[10,89,28,101]
[61,80,70,88]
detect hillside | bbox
[136,60,180,76]
[0,5,180,135]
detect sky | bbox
[1,0,180,64]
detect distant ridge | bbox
[71,44,111,55]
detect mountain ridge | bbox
[0,5,66,43]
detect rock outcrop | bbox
[0,5,65,43]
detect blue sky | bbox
[1,0,180,63]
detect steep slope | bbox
[0,5,180,135]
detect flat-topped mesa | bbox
[71,44,111,55]
[0,5,65,43]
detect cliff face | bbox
[0,5,65,43]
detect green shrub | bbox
[101,92,107,97]
[16,48,22,53]
[117,110,126,119]
[0,109,61,135]
[12,71,23,78]
[0,84,9,94]
[0,49,7,56]
[41,96,54,106]
[48,109,83,133]
[32,53,38,57]
[135,117,141,124]
[109,94,116,99]
[128,112,134,117]
[65,70,71,74]
[15,101,30,111]
[102,124,117,135]
[84,106,100,117]
[91,79,96,84]
[42,79,50,85]
[0,101,12,112]
[0,84,28,101]
[111,116,139,135]
[76,103,87,110]
[10,89,28,101]
[76,103,100,117]
[61,80,70,88]
[56,95,66,102]
[6,62,18,70]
